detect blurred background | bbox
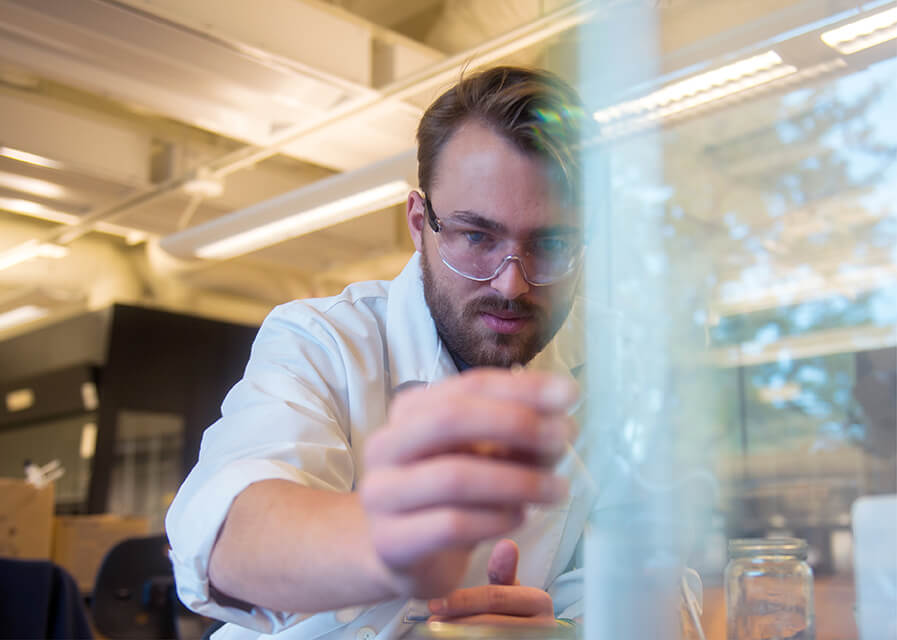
[0,1,893,638]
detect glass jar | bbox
[725,538,815,640]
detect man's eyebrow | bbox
[448,213,580,237]
[450,211,507,233]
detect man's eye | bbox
[463,230,490,245]
[535,236,570,255]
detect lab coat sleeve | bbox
[165,301,356,634]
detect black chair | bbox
[0,557,93,639]
[92,534,211,640]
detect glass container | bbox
[725,538,815,640]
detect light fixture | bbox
[0,146,62,169]
[0,196,149,242]
[0,196,79,224]
[160,149,417,261]
[0,305,49,331]
[594,51,797,132]
[80,423,98,459]
[81,382,99,411]
[821,6,897,54]
[0,171,67,199]
[196,179,410,259]
[0,239,69,271]
[5,388,35,412]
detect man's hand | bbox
[426,539,557,627]
[360,369,577,599]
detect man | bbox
[166,66,596,639]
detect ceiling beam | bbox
[0,0,599,257]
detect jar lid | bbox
[728,537,808,559]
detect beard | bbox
[420,246,572,368]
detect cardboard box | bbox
[53,514,149,593]
[0,478,54,559]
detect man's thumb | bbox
[487,538,519,585]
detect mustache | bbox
[468,296,542,316]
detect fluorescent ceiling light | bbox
[195,179,411,259]
[0,239,68,271]
[594,51,797,130]
[0,196,79,224]
[0,146,62,169]
[0,196,148,242]
[0,305,49,331]
[0,171,67,199]
[161,150,418,261]
[821,6,897,54]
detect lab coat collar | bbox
[386,252,457,390]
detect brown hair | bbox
[417,66,586,203]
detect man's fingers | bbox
[366,370,578,469]
[369,508,525,570]
[428,585,554,618]
[367,397,572,467]
[487,539,519,586]
[453,368,579,413]
[360,456,567,512]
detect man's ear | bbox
[406,190,426,253]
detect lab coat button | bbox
[356,626,377,640]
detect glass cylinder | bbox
[725,538,815,640]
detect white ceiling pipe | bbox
[143,239,313,302]
[0,219,144,308]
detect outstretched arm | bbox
[207,369,577,614]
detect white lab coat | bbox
[165,252,598,640]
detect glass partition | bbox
[107,410,185,532]
[579,1,896,638]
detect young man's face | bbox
[407,119,580,368]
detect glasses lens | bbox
[435,223,581,284]
[527,235,581,282]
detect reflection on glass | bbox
[0,413,97,510]
[580,1,896,638]
[107,410,184,532]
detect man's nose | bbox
[489,257,531,300]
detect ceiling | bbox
[0,0,893,338]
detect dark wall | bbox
[88,304,258,512]
[0,365,95,428]
[0,309,110,383]
[0,304,260,513]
